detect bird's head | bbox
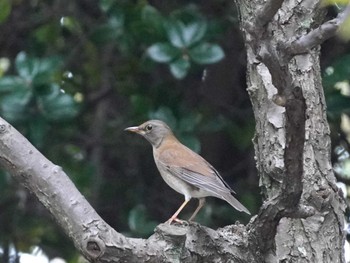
[125,120,173,148]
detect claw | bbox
[166,217,188,225]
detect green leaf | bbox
[327,91,350,117]
[142,5,160,19]
[59,16,81,33]
[15,52,39,79]
[200,116,227,132]
[37,57,61,74]
[128,204,157,237]
[0,76,27,92]
[321,0,350,7]
[323,55,350,88]
[228,121,255,150]
[148,107,177,129]
[28,117,49,148]
[99,0,117,13]
[33,58,62,87]
[15,53,61,83]
[189,43,224,64]
[126,6,164,45]
[141,5,163,27]
[1,90,32,122]
[180,134,201,153]
[0,0,11,24]
[130,95,152,116]
[147,43,180,63]
[38,85,79,121]
[34,23,60,44]
[90,15,124,45]
[178,114,202,132]
[169,57,190,79]
[337,15,350,41]
[0,57,10,77]
[182,21,207,47]
[165,20,186,48]
[90,25,119,44]
[0,171,8,192]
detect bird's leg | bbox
[166,199,190,224]
[188,198,206,222]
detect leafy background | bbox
[0,0,349,262]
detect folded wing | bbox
[157,142,250,214]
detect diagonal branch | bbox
[243,3,316,255]
[0,117,144,261]
[0,116,256,262]
[287,4,350,55]
[244,0,285,40]
[254,0,285,27]
[247,85,315,254]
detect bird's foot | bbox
[166,217,188,225]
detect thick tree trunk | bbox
[237,0,345,261]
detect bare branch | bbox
[254,0,285,28]
[257,42,293,97]
[0,117,256,262]
[246,87,311,254]
[0,117,146,261]
[287,4,350,55]
[243,0,284,41]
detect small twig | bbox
[287,4,350,55]
[257,42,293,97]
[244,0,285,43]
[255,0,285,28]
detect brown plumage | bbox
[125,120,250,224]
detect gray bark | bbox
[237,0,346,262]
[0,0,347,262]
[0,118,256,262]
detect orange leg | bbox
[167,199,190,224]
[188,198,205,221]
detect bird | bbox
[125,120,250,224]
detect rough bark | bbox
[237,0,346,261]
[0,0,347,262]
[0,117,255,262]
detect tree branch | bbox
[0,117,139,261]
[240,1,319,256]
[245,0,284,36]
[255,0,285,28]
[257,42,293,97]
[287,4,350,55]
[246,87,316,254]
[281,86,305,205]
[0,116,257,262]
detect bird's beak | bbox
[124,126,141,134]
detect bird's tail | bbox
[223,194,251,215]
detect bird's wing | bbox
[156,142,234,198]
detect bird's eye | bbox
[146,124,153,131]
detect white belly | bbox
[156,163,190,195]
[154,161,211,200]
